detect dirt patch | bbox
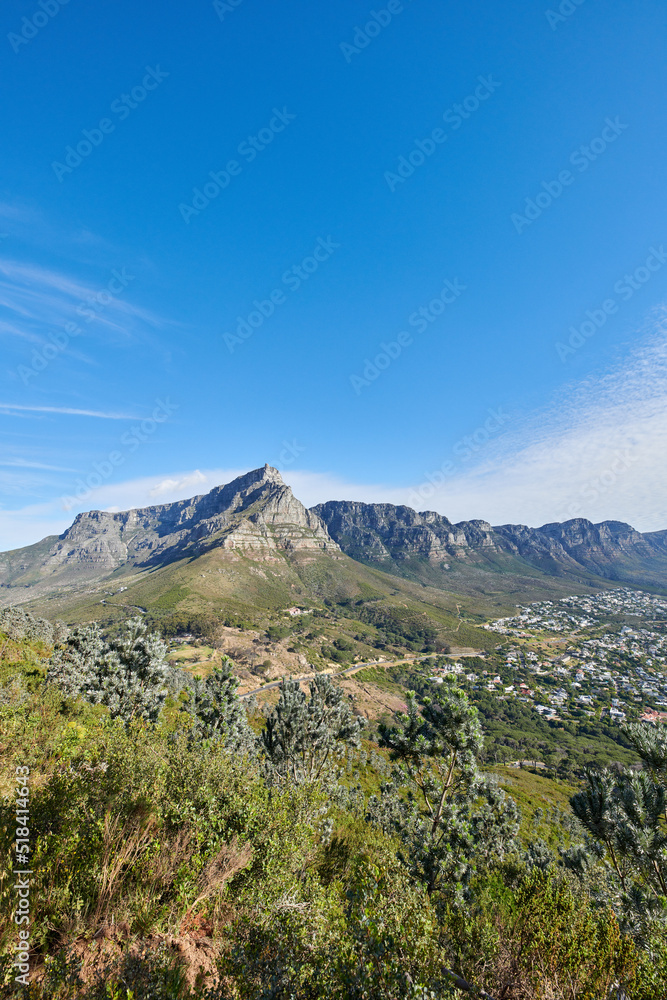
[59,925,220,990]
[171,626,314,693]
[339,678,408,721]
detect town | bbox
[460,587,667,725]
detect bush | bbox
[266,625,290,642]
[47,618,171,724]
[0,605,67,646]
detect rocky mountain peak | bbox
[0,467,337,600]
[227,463,284,489]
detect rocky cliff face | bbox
[497,519,667,586]
[0,466,338,596]
[313,501,667,589]
[311,501,497,564]
[644,529,667,554]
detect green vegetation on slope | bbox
[1,612,666,999]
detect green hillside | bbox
[2,608,666,999]
[22,546,502,654]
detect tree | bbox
[47,617,171,724]
[373,677,520,897]
[261,674,365,784]
[183,655,253,750]
[568,720,667,944]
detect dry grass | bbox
[92,812,160,926]
[190,838,253,911]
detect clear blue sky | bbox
[1,0,666,548]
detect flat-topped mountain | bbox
[0,466,337,598]
[1,467,666,617]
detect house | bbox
[640,708,667,724]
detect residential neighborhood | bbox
[469,588,667,725]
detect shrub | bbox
[47,618,171,724]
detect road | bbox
[500,760,547,769]
[239,654,430,699]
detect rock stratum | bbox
[312,501,667,590]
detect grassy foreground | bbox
[1,623,666,1000]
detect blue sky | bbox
[1,0,666,549]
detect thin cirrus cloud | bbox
[0,318,40,342]
[0,258,162,340]
[0,403,136,419]
[407,320,667,532]
[0,458,77,472]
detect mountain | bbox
[310,502,495,564]
[1,468,666,630]
[312,502,667,592]
[496,519,667,588]
[0,466,337,601]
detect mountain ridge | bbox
[2,467,666,611]
[314,501,667,591]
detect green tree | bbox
[569,721,667,947]
[374,678,520,897]
[183,655,253,750]
[47,617,171,724]
[261,674,365,785]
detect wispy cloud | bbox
[0,458,77,471]
[0,318,40,341]
[0,258,165,343]
[0,201,40,224]
[0,403,135,419]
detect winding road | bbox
[239,654,430,699]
